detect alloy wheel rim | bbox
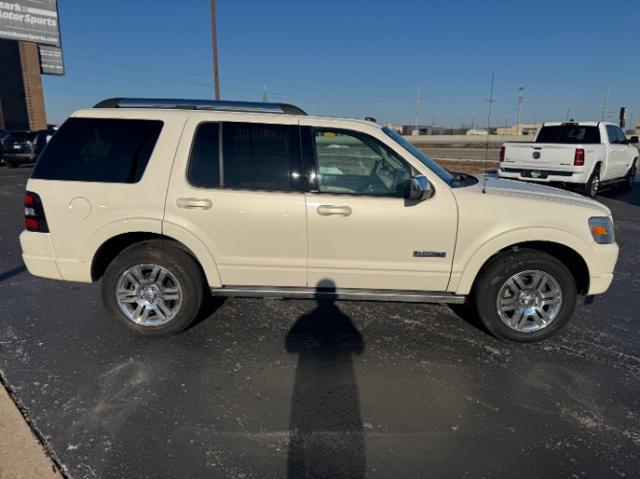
[496,270,563,333]
[115,264,183,327]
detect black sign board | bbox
[38,44,63,75]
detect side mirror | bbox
[407,175,434,201]
[630,136,639,145]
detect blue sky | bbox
[45,0,639,127]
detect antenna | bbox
[515,82,525,135]
[601,83,611,121]
[482,73,495,194]
[414,86,421,135]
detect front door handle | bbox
[177,198,213,210]
[317,205,352,217]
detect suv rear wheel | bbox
[473,249,577,342]
[102,240,204,336]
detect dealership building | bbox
[0,0,62,131]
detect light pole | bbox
[515,83,525,136]
[210,0,221,100]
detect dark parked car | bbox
[0,128,9,165]
[1,128,56,168]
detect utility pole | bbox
[515,82,525,136]
[261,84,268,103]
[414,86,421,135]
[209,0,221,100]
[601,83,611,121]
[566,108,570,121]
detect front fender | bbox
[450,227,595,295]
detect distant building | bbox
[466,128,488,136]
[636,118,640,136]
[496,124,541,136]
[385,123,433,136]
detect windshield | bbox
[382,127,456,185]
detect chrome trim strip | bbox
[210,286,466,304]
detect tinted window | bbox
[615,127,628,144]
[7,132,37,141]
[536,125,601,144]
[222,122,301,191]
[312,128,412,196]
[32,118,163,183]
[606,125,618,144]
[188,123,220,188]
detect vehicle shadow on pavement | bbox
[0,265,26,283]
[601,181,640,208]
[285,279,366,479]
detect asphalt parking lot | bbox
[0,165,639,478]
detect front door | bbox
[165,118,307,287]
[302,126,457,292]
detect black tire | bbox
[622,160,636,191]
[582,165,600,198]
[102,240,205,336]
[5,159,17,168]
[473,249,577,342]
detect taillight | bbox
[574,148,585,166]
[499,146,505,162]
[24,192,49,232]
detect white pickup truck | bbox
[498,122,638,198]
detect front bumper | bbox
[587,242,619,295]
[3,152,37,163]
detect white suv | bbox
[19,99,619,342]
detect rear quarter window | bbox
[32,118,163,183]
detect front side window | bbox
[32,118,163,183]
[222,122,301,191]
[606,125,619,144]
[311,128,412,196]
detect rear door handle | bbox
[177,198,212,210]
[317,205,352,217]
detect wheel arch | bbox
[453,231,592,296]
[91,231,221,287]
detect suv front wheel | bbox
[473,249,577,342]
[102,240,205,336]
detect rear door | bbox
[164,116,307,287]
[605,125,624,179]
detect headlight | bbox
[589,217,615,244]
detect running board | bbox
[210,286,466,304]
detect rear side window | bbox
[32,118,163,183]
[222,122,301,191]
[536,125,601,144]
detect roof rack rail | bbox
[93,98,306,115]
